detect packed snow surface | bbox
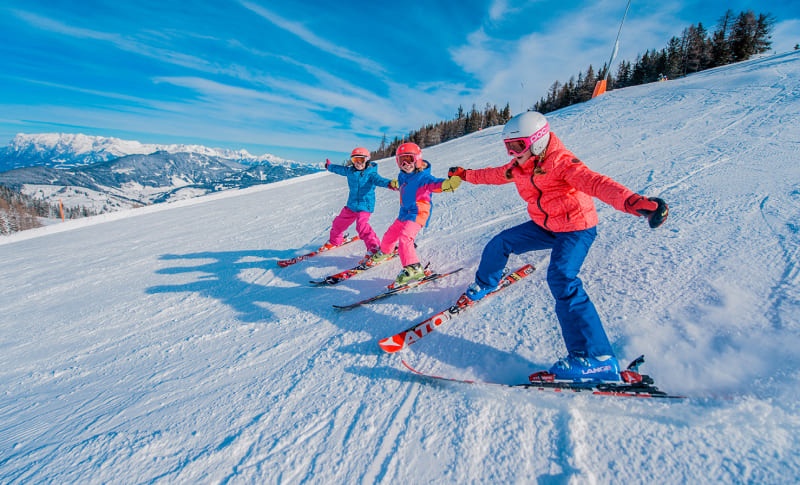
[1,52,799,483]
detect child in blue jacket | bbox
[324,147,396,255]
[369,142,461,287]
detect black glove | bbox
[625,195,669,228]
[448,166,467,178]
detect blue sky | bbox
[1,1,798,163]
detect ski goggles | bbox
[397,154,416,167]
[503,123,549,156]
[350,155,368,164]
[503,137,531,156]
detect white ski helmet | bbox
[502,111,550,156]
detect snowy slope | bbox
[1,52,799,484]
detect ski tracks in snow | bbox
[760,192,800,332]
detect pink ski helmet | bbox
[395,142,423,169]
[350,147,370,162]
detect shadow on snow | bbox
[145,247,540,385]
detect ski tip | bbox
[378,337,404,353]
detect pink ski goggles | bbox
[503,123,549,156]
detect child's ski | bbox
[309,252,398,286]
[277,235,359,267]
[333,268,464,310]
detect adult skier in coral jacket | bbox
[448,111,668,382]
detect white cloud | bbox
[13,9,219,74]
[239,1,386,76]
[772,19,800,53]
[12,9,117,41]
[488,0,509,21]
[451,1,689,112]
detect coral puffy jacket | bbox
[464,133,636,232]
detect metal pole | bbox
[605,0,632,81]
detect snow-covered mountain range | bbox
[0,133,320,211]
[0,133,294,170]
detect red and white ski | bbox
[378,264,535,353]
[277,235,360,267]
[309,251,398,286]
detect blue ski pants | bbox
[474,221,614,358]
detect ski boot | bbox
[319,241,337,251]
[389,263,428,289]
[465,281,496,302]
[531,355,622,383]
[357,249,379,266]
[366,250,394,267]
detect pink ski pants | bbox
[329,206,380,253]
[379,219,422,267]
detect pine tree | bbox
[464,104,482,133]
[454,105,466,138]
[630,52,648,85]
[753,13,775,54]
[500,103,511,122]
[483,103,499,127]
[424,123,441,146]
[578,65,596,101]
[615,60,632,88]
[685,23,712,73]
[664,37,684,79]
[0,185,45,234]
[730,11,759,62]
[378,133,387,154]
[710,10,734,67]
